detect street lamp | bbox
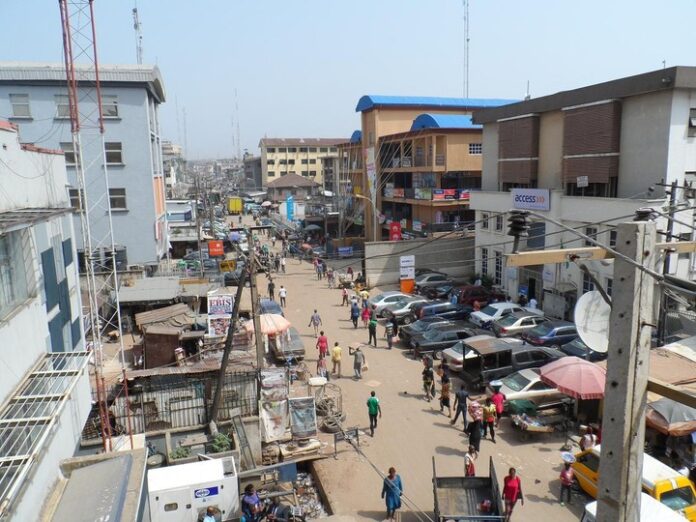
[353,193,379,241]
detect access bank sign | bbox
[511,188,550,211]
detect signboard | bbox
[365,147,377,203]
[392,188,405,198]
[414,188,432,200]
[577,175,589,188]
[400,255,415,280]
[338,246,354,258]
[412,220,422,232]
[389,221,402,241]
[432,189,445,200]
[194,486,219,498]
[333,427,360,457]
[543,265,556,283]
[286,195,294,222]
[208,293,234,314]
[208,315,231,336]
[207,240,224,257]
[511,188,550,211]
[457,189,471,200]
[384,183,394,198]
[288,397,317,438]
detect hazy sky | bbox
[2,1,695,159]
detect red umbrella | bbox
[540,356,606,400]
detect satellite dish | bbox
[574,291,610,353]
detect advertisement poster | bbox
[389,221,402,241]
[260,369,289,442]
[365,147,377,202]
[208,293,234,315]
[288,397,317,438]
[511,188,550,211]
[412,220,422,232]
[414,188,432,200]
[432,189,445,200]
[392,188,405,198]
[286,195,294,222]
[384,183,394,198]
[208,315,231,336]
[208,240,224,257]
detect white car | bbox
[485,368,564,407]
[441,335,496,372]
[469,302,542,327]
[367,291,411,317]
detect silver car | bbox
[491,312,547,338]
[367,291,411,317]
[382,296,429,324]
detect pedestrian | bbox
[465,445,477,477]
[482,397,497,443]
[349,344,366,379]
[385,320,394,350]
[368,316,378,347]
[517,294,528,306]
[466,419,482,453]
[278,286,287,308]
[580,426,598,451]
[381,466,403,521]
[422,358,435,402]
[308,309,322,337]
[327,268,334,288]
[559,462,574,506]
[267,279,275,301]
[370,304,377,320]
[274,256,280,272]
[346,266,354,280]
[502,467,524,521]
[439,372,452,418]
[390,316,399,338]
[529,297,538,309]
[360,289,370,308]
[367,390,382,436]
[331,342,342,377]
[316,353,330,380]
[341,287,349,306]
[316,330,328,357]
[350,303,360,328]
[280,256,286,273]
[203,506,217,522]
[272,236,276,248]
[490,385,506,427]
[451,384,469,431]
[361,306,371,328]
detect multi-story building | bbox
[243,154,263,190]
[353,95,516,240]
[470,66,696,317]
[0,120,91,520]
[266,172,320,202]
[162,140,185,198]
[337,130,365,236]
[0,62,168,268]
[258,138,344,188]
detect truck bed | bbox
[434,476,499,517]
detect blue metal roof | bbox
[355,95,518,112]
[350,130,362,143]
[410,113,481,131]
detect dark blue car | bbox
[560,337,606,361]
[521,320,578,349]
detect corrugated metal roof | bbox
[266,172,320,188]
[259,138,345,147]
[410,113,482,131]
[355,95,518,112]
[0,62,166,102]
[118,277,180,304]
[0,208,71,234]
[350,130,362,143]
[134,303,193,328]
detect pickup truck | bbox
[433,457,504,521]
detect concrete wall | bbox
[364,236,475,287]
[481,123,499,191]
[537,111,564,190]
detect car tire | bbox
[434,351,443,361]
[402,316,412,325]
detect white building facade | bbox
[471,67,696,319]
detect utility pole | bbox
[596,221,656,521]
[248,241,265,369]
[194,174,204,277]
[656,180,678,346]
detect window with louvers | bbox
[497,116,540,187]
[562,101,621,185]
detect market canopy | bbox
[540,356,606,400]
[646,398,696,437]
[244,314,291,335]
[261,201,272,207]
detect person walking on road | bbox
[341,287,349,306]
[349,344,366,379]
[502,467,524,521]
[381,467,403,521]
[466,418,482,454]
[422,358,435,402]
[451,385,469,431]
[465,445,477,477]
[278,286,287,308]
[280,256,286,273]
[367,390,382,436]
[439,372,452,418]
[490,385,506,427]
[559,462,574,506]
[346,266,354,280]
[267,279,275,301]
[385,321,394,350]
[361,306,371,328]
[316,353,329,380]
[308,310,322,337]
[350,303,360,328]
[331,342,342,377]
[316,330,328,358]
[368,317,378,347]
[482,397,497,443]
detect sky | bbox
[1,1,695,159]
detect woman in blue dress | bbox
[381,466,403,521]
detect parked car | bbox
[491,312,548,338]
[424,284,455,300]
[485,368,564,408]
[223,267,247,287]
[451,285,506,307]
[183,250,209,261]
[410,323,487,359]
[382,296,430,325]
[259,298,284,317]
[441,335,496,373]
[521,320,578,349]
[469,302,541,328]
[398,316,454,345]
[560,337,607,361]
[457,336,565,388]
[414,273,453,294]
[367,291,412,317]
[415,268,446,277]
[270,326,305,362]
[408,300,472,324]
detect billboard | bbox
[208,240,224,257]
[511,188,550,211]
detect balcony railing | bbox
[382,187,473,201]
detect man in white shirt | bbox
[279,286,288,308]
[529,297,538,309]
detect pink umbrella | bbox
[244,314,291,335]
[540,356,606,400]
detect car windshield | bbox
[530,323,555,336]
[564,338,588,353]
[660,486,695,511]
[480,305,498,316]
[497,315,519,327]
[450,342,464,355]
[412,321,432,332]
[501,372,532,392]
[423,329,443,341]
[392,298,411,307]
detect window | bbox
[68,188,84,210]
[299,147,308,153]
[309,147,317,152]
[55,94,70,118]
[267,171,276,177]
[609,230,617,248]
[309,170,316,176]
[287,147,297,153]
[302,171,309,176]
[494,251,503,285]
[164,503,178,512]
[105,142,123,164]
[495,214,504,232]
[585,227,597,247]
[267,147,276,153]
[301,159,308,165]
[267,159,275,165]
[9,93,31,118]
[277,147,286,153]
[330,147,337,152]
[689,108,696,138]
[606,277,613,297]
[320,147,328,153]
[0,230,33,319]
[279,159,287,165]
[109,188,127,209]
[101,95,119,118]
[309,158,316,164]
[468,143,482,155]
[481,212,489,230]
[288,159,295,165]
[60,142,79,166]
[582,271,595,293]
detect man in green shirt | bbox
[367,391,382,437]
